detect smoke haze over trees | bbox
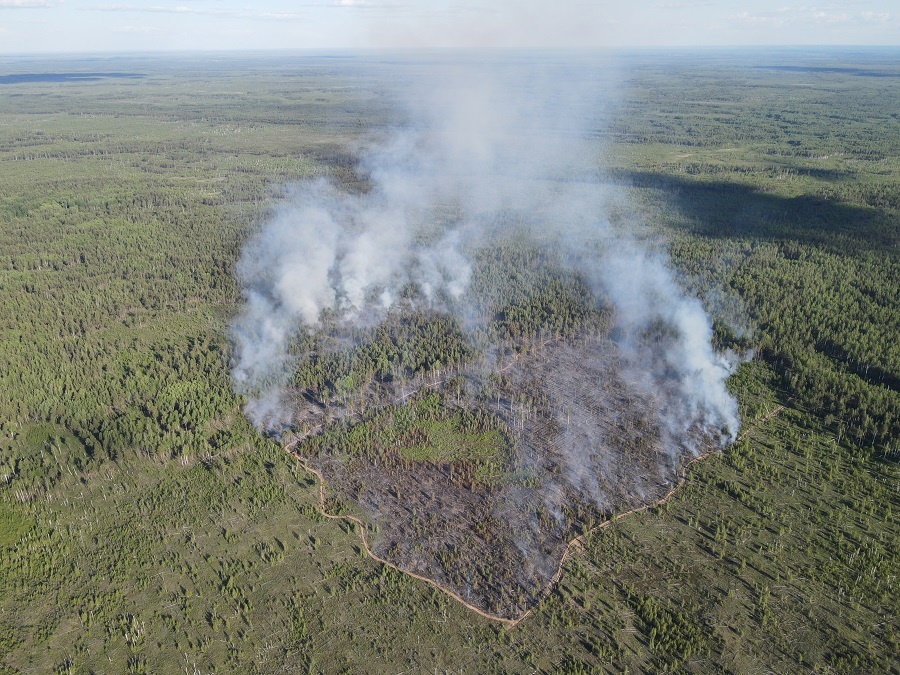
[230,54,740,450]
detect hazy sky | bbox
[0,0,897,54]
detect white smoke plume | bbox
[598,242,739,446]
[229,54,739,445]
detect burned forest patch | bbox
[285,330,728,619]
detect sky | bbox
[0,0,897,54]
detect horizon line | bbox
[2,44,899,59]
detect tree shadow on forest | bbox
[753,65,900,78]
[616,170,898,253]
[0,73,146,85]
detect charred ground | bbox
[281,239,731,617]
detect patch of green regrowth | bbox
[300,391,512,488]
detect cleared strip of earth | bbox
[284,403,786,626]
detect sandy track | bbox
[287,450,521,626]
[285,403,786,627]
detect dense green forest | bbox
[0,49,897,673]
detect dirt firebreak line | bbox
[510,403,786,626]
[284,403,786,628]
[285,449,520,626]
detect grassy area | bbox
[1,374,895,673]
[300,391,510,482]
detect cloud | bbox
[85,3,312,20]
[360,0,614,49]
[735,4,894,31]
[6,0,896,52]
[652,1,713,9]
[812,10,851,23]
[860,11,891,23]
[111,23,165,33]
[257,12,306,20]
[87,3,229,14]
[101,4,233,15]
[735,10,788,28]
[330,0,409,12]
[0,0,54,7]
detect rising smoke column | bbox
[229,54,739,445]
